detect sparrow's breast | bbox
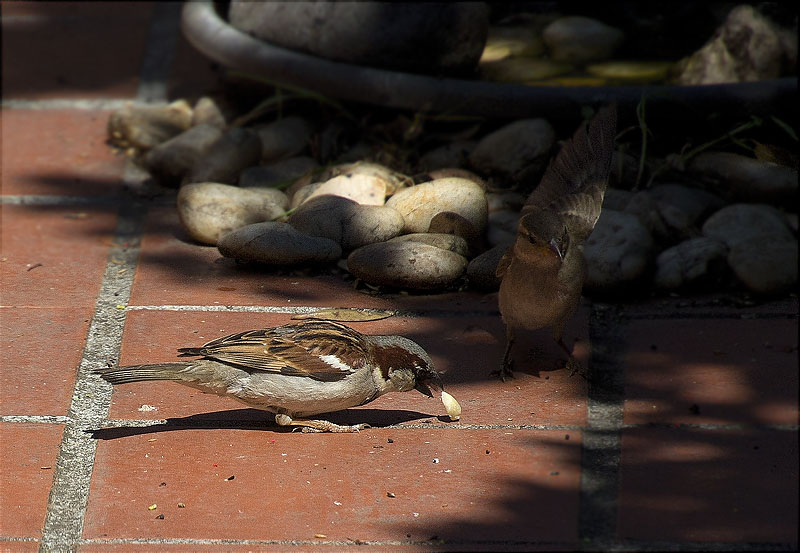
[229,368,380,417]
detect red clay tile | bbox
[618,427,798,543]
[0,307,91,416]
[0,423,64,539]
[1,2,153,100]
[0,540,39,552]
[0,205,118,307]
[108,310,587,427]
[619,294,799,318]
[623,319,799,425]
[0,109,126,196]
[79,543,562,553]
[84,428,581,545]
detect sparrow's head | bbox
[516,208,570,263]
[369,335,443,397]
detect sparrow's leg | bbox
[491,327,516,381]
[275,413,370,433]
[556,337,589,380]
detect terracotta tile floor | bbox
[1,3,797,552]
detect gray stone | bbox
[177,183,287,245]
[218,222,342,265]
[191,96,228,128]
[254,116,313,162]
[424,168,485,189]
[143,124,224,184]
[347,241,467,290]
[655,237,729,290]
[649,184,725,234]
[427,211,481,252]
[107,100,192,150]
[624,185,724,244]
[386,177,488,234]
[388,233,469,257]
[584,209,655,291]
[469,118,554,179]
[467,244,510,290]
[487,210,518,247]
[288,195,404,251]
[728,235,798,295]
[602,188,634,211]
[315,161,406,196]
[688,151,797,205]
[186,128,262,185]
[702,203,793,249]
[238,157,319,190]
[292,173,388,208]
[624,190,671,244]
[417,140,476,172]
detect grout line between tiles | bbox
[0,195,125,206]
[70,537,797,551]
[35,5,184,547]
[37,197,147,553]
[120,304,800,320]
[578,303,627,545]
[123,304,500,317]
[0,98,153,110]
[76,537,571,548]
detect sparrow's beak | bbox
[548,237,564,260]
[414,371,443,397]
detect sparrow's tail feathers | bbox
[95,363,192,385]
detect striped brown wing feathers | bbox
[177,321,370,381]
[549,185,606,242]
[495,245,514,279]
[524,105,616,239]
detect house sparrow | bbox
[495,105,617,380]
[96,320,444,433]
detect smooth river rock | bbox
[347,241,468,290]
[177,183,286,245]
[143,123,224,184]
[186,128,262,185]
[584,209,655,291]
[387,233,469,257]
[218,222,341,265]
[654,237,729,290]
[469,118,554,179]
[288,195,404,251]
[385,177,487,234]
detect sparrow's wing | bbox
[525,105,616,241]
[496,245,514,279]
[549,186,606,242]
[177,321,369,382]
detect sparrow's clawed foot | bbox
[565,356,589,381]
[275,413,370,433]
[490,334,516,381]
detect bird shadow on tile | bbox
[88,407,438,440]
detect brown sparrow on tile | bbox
[96,320,443,432]
[495,105,617,380]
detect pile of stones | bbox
[108,96,797,296]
